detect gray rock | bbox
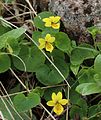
[48,0,101,43]
[49,0,101,29]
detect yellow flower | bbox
[47,92,69,115]
[38,34,55,52]
[42,16,61,29]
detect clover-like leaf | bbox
[70,64,80,75]
[13,92,40,112]
[78,68,96,84]
[71,44,98,65]
[0,99,35,120]
[13,45,45,72]
[0,23,11,36]
[55,32,72,53]
[88,104,101,118]
[0,53,11,73]
[94,54,101,74]
[36,58,69,85]
[76,83,101,95]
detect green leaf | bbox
[88,104,101,119]
[0,53,11,73]
[0,23,11,36]
[78,68,96,84]
[13,92,40,112]
[94,73,101,85]
[76,98,88,115]
[13,45,45,72]
[71,44,98,65]
[51,49,65,60]
[70,97,88,119]
[36,58,69,85]
[70,106,84,119]
[94,54,101,73]
[76,83,101,95]
[96,42,101,51]
[0,27,26,49]
[69,88,81,104]
[34,11,59,32]
[55,32,71,52]
[32,31,42,44]
[70,64,80,75]
[33,87,44,97]
[0,99,34,120]
[87,26,101,39]
[7,38,20,55]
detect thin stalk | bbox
[66,87,70,120]
[25,0,37,16]
[1,84,67,98]
[10,68,30,92]
[40,103,56,120]
[88,112,101,120]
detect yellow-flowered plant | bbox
[38,34,55,52]
[47,92,69,115]
[42,16,61,29]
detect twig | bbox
[40,103,56,120]
[1,84,67,98]
[66,87,70,120]
[88,112,101,120]
[10,68,30,92]
[4,11,35,20]
[40,110,45,120]
[25,0,37,16]
[89,94,101,103]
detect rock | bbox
[48,0,101,43]
[49,0,101,29]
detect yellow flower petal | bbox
[45,43,54,52]
[47,37,55,43]
[47,100,55,106]
[43,18,51,27]
[38,44,45,50]
[45,34,55,43]
[38,38,45,49]
[45,22,51,27]
[39,38,45,44]
[45,34,51,40]
[52,16,61,23]
[52,92,57,101]
[59,99,69,105]
[53,103,64,115]
[49,16,55,22]
[51,23,60,29]
[42,18,50,22]
[56,92,62,101]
